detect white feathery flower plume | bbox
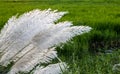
[0,9,67,66]
[8,47,57,74]
[33,62,67,74]
[0,9,92,74]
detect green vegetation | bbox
[0,0,120,74]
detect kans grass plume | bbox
[0,9,92,74]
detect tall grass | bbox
[0,0,120,74]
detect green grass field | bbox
[0,0,120,74]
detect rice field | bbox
[0,0,120,74]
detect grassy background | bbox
[0,0,120,74]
